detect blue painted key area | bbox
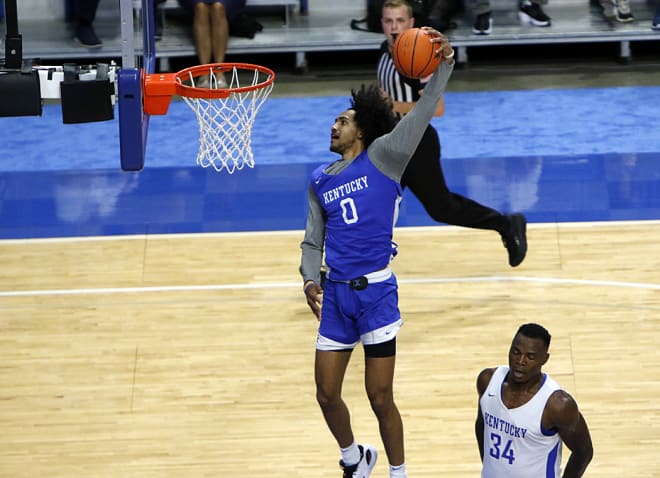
[1,86,659,239]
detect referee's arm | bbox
[391,95,445,117]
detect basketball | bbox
[392,28,441,79]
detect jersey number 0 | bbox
[340,198,358,224]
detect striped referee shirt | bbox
[377,40,425,117]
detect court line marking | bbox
[2,221,659,297]
[1,275,659,298]
[2,219,660,244]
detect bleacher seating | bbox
[6,0,660,70]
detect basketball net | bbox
[179,64,274,174]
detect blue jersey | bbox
[300,61,454,286]
[311,151,402,281]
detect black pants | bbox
[401,125,508,234]
[73,0,167,24]
[73,0,101,25]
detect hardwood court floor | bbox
[1,221,659,477]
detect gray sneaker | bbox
[599,0,633,22]
[615,0,634,22]
[196,75,210,89]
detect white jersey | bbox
[480,366,563,478]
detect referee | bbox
[378,0,527,267]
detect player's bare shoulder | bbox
[544,389,580,430]
[476,367,497,396]
[547,389,579,412]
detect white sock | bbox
[340,442,361,467]
[390,463,407,478]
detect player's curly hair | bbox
[350,84,397,148]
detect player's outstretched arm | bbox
[368,31,454,182]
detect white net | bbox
[178,65,274,174]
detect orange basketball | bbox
[392,28,441,79]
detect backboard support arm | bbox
[3,0,23,69]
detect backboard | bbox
[118,0,157,172]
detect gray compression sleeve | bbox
[300,187,325,284]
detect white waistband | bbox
[328,267,392,284]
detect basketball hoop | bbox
[144,63,275,173]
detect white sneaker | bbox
[340,444,378,478]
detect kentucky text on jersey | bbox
[484,412,528,439]
[321,176,369,205]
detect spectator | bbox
[471,0,551,35]
[177,0,248,87]
[379,0,528,268]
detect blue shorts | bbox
[316,274,402,351]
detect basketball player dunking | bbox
[300,29,453,478]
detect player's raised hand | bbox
[420,27,455,63]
